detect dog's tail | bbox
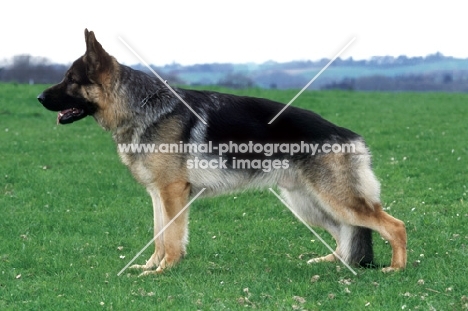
[348,226,374,267]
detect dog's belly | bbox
[188,167,257,196]
[187,163,298,197]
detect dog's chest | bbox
[117,151,154,185]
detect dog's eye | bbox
[67,76,77,84]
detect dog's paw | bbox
[307,253,336,264]
[137,268,164,277]
[129,264,151,270]
[130,253,162,271]
[381,266,402,273]
[136,261,171,276]
[307,258,322,264]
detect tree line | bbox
[2,53,468,92]
[0,55,67,84]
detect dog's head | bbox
[37,29,115,125]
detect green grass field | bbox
[1,83,467,310]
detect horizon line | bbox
[0,51,462,67]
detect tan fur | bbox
[117,117,191,274]
[92,54,407,273]
[288,143,406,271]
[80,35,193,273]
[39,29,407,275]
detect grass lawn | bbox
[1,83,467,310]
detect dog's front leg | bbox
[140,181,191,275]
[130,187,165,272]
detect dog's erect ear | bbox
[83,28,112,84]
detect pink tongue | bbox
[57,108,74,125]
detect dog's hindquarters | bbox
[281,140,406,271]
[279,186,374,266]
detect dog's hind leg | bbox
[130,186,165,272]
[306,224,374,267]
[323,163,406,272]
[279,188,345,264]
[301,143,406,272]
[280,187,375,267]
[310,190,405,272]
[353,203,406,272]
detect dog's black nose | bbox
[37,93,45,104]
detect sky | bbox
[2,1,466,66]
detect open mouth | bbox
[57,108,86,124]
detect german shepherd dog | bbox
[37,29,406,275]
